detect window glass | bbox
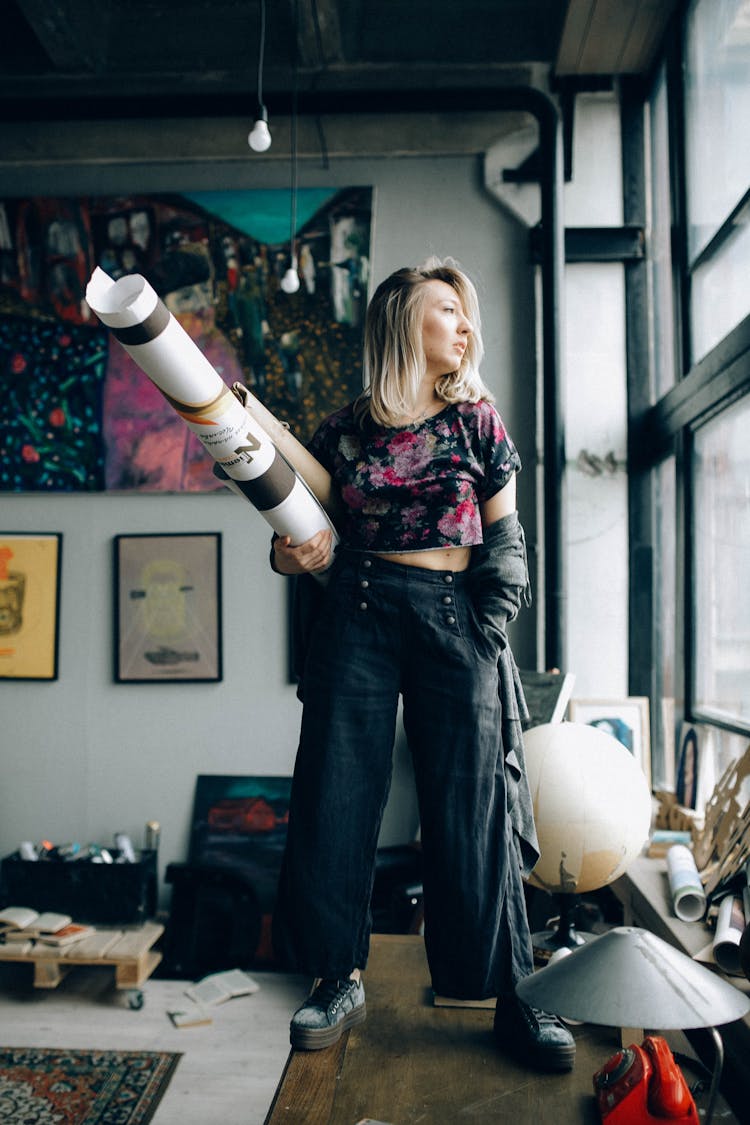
[654,456,677,787]
[692,394,750,729]
[647,64,677,396]
[690,213,750,362]
[684,0,750,262]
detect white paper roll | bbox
[86,268,338,554]
[666,843,707,922]
[713,894,746,975]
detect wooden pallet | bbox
[0,921,163,991]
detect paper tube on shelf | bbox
[713,894,746,975]
[666,843,707,922]
[85,268,338,554]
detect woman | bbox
[271,259,575,1071]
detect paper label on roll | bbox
[666,844,707,922]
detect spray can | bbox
[144,821,160,852]
[114,832,136,863]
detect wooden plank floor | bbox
[265,934,621,1124]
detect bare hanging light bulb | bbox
[248,0,271,152]
[281,256,300,293]
[248,106,271,152]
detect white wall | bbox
[0,140,538,901]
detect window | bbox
[653,454,677,786]
[692,395,750,730]
[690,216,750,360]
[633,0,750,787]
[683,0,750,261]
[646,63,677,399]
[684,0,750,363]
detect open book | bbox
[0,906,72,935]
[184,968,259,1006]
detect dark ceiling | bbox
[1,0,677,122]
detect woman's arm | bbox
[480,473,517,527]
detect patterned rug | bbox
[0,1047,181,1124]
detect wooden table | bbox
[265,933,623,1124]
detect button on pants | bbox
[273,551,534,999]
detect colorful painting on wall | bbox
[188,773,293,963]
[0,188,372,492]
[0,532,62,680]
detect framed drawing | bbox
[114,533,222,683]
[0,532,62,680]
[568,696,651,787]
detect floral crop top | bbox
[308,399,521,552]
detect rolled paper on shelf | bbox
[713,894,746,975]
[666,843,707,922]
[85,269,338,555]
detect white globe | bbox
[523,721,652,895]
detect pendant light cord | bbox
[289,0,299,260]
[256,0,267,109]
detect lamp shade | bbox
[516,927,750,1029]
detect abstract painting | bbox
[0,187,372,492]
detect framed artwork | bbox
[0,187,372,493]
[114,533,222,683]
[188,774,292,964]
[519,669,576,727]
[568,696,651,787]
[0,532,62,680]
[675,722,699,809]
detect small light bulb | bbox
[248,109,271,152]
[280,265,300,293]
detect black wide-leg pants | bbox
[273,551,534,1000]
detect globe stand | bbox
[531,894,597,962]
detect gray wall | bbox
[0,135,537,901]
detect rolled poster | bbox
[85,268,338,552]
[666,843,707,922]
[713,894,746,976]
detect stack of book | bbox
[0,906,95,952]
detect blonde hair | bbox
[355,257,493,428]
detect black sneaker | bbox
[494,996,576,1071]
[290,977,366,1050]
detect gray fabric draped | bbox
[469,511,539,877]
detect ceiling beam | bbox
[15,0,113,73]
[555,0,677,75]
[0,63,542,122]
[294,0,345,70]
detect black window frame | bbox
[626,1,750,782]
